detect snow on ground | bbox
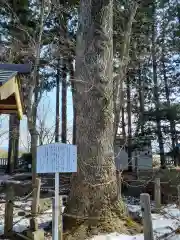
[0,174,13,184]
[1,174,180,239]
[0,173,31,185]
[90,233,144,240]
[0,196,180,240]
[0,200,53,234]
[90,197,180,240]
[125,197,180,238]
[0,174,53,236]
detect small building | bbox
[0,64,31,119]
[115,136,153,171]
[0,64,31,173]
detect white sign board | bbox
[36,143,77,173]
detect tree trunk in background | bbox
[161,18,177,159]
[30,86,38,183]
[121,106,126,139]
[65,0,118,227]
[126,74,132,171]
[61,59,67,143]
[69,58,76,145]
[14,116,20,169]
[152,2,165,168]
[29,85,38,231]
[114,77,124,138]
[55,59,60,142]
[113,3,138,138]
[162,52,177,152]
[7,114,20,174]
[138,65,145,135]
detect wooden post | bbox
[30,177,41,231]
[52,196,63,240]
[177,185,180,208]
[154,178,161,210]
[4,184,14,237]
[140,193,154,240]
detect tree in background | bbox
[7,114,20,173]
[0,0,56,229]
[119,0,180,168]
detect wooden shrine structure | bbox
[0,63,31,119]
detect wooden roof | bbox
[0,70,17,85]
[0,63,31,73]
[0,69,24,119]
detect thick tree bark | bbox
[65,0,117,221]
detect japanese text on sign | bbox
[36,143,77,173]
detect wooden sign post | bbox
[36,143,77,240]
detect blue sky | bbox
[0,86,73,150]
[0,83,173,153]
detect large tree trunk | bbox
[65,0,119,233]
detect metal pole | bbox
[54,172,59,240]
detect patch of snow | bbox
[90,233,144,240]
[12,173,31,177]
[4,180,21,184]
[90,233,180,240]
[0,175,12,184]
[0,195,180,240]
[127,204,141,213]
[0,199,65,236]
[0,200,52,235]
[89,197,180,240]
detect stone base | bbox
[26,229,44,240]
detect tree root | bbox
[63,200,143,240]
